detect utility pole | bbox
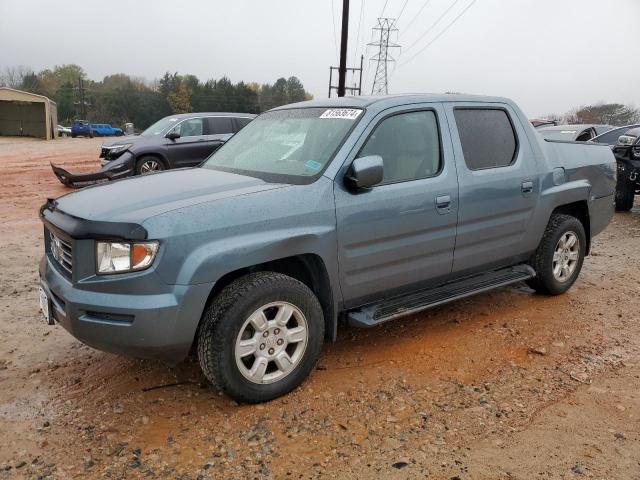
[328,0,364,97]
[337,0,349,97]
[328,55,364,97]
[74,77,89,119]
[369,18,400,95]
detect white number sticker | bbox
[320,109,362,120]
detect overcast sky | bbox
[1,0,639,117]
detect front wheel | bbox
[615,176,635,212]
[135,156,165,175]
[527,214,586,295]
[197,272,324,403]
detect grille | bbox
[49,231,73,276]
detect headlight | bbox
[106,143,133,154]
[618,135,637,146]
[96,241,159,274]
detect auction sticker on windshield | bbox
[320,109,362,120]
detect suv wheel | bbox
[527,214,586,295]
[136,157,165,175]
[197,272,324,403]
[615,176,635,211]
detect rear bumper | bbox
[39,254,213,364]
[51,152,135,187]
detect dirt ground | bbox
[0,137,639,479]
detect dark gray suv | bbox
[101,112,256,175]
[51,112,256,186]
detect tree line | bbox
[0,64,313,129]
[544,103,640,126]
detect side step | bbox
[347,265,536,328]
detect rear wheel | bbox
[197,272,324,403]
[615,176,635,212]
[527,214,586,295]
[135,156,165,175]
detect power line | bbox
[399,0,477,67]
[330,0,340,62]
[352,0,365,66]
[380,0,389,17]
[402,0,462,53]
[397,0,410,21]
[400,0,433,37]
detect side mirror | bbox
[166,131,180,140]
[345,155,383,191]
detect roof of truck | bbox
[273,93,513,111]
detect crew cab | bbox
[71,120,93,138]
[39,94,616,403]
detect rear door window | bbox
[453,108,518,170]
[207,117,234,135]
[234,117,253,132]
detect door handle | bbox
[435,195,451,210]
[521,181,534,194]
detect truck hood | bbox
[54,168,285,224]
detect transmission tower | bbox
[369,18,400,95]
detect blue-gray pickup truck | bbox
[39,94,616,402]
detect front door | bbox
[334,104,459,308]
[166,117,214,168]
[444,103,540,277]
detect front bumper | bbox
[39,253,213,364]
[51,152,135,187]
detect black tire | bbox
[615,176,635,212]
[135,156,166,175]
[71,134,76,138]
[197,272,324,403]
[527,214,586,295]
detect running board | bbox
[347,265,536,328]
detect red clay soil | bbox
[0,137,639,479]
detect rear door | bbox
[201,116,236,162]
[444,103,539,277]
[166,117,211,168]
[334,104,459,307]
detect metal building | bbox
[0,87,58,140]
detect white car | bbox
[57,125,72,137]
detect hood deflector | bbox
[40,199,148,240]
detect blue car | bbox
[71,120,93,138]
[91,123,124,137]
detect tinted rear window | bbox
[454,108,517,170]
[208,117,234,135]
[235,117,253,131]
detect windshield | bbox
[141,116,181,136]
[202,107,362,181]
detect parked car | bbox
[538,124,615,142]
[39,94,615,403]
[611,126,640,211]
[51,112,256,186]
[71,120,93,138]
[590,124,640,146]
[57,125,72,137]
[91,123,124,137]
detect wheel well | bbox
[201,254,335,341]
[552,201,591,253]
